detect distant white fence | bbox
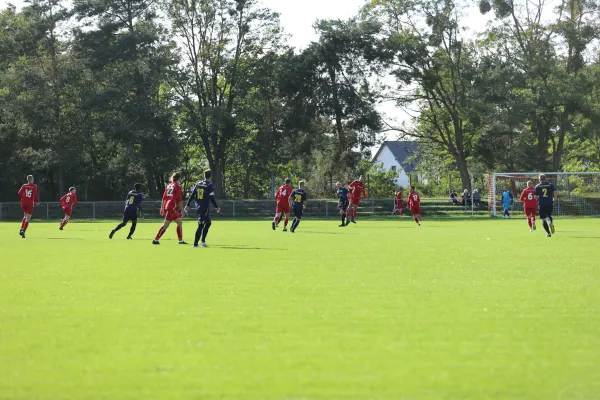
[0,199,491,220]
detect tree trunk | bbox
[456,155,471,192]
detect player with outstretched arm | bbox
[18,175,40,238]
[272,178,293,231]
[110,183,144,239]
[520,181,537,232]
[153,173,187,245]
[407,186,422,226]
[185,170,221,248]
[534,174,556,237]
[289,180,308,233]
[347,175,367,224]
[59,187,78,230]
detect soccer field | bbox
[1,218,599,399]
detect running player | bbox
[110,183,144,239]
[59,187,78,230]
[18,175,40,238]
[392,187,404,216]
[289,181,308,233]
[520,181,537,232]
[185,170,221,248]
[534,174,556,237]
[336,182,350,226]
[407,186,422,226]
[272,178,293,231]
[153,173,187,245]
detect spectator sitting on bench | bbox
[472,189,481,206]
[449,190,458,205]
[462,189,471,206]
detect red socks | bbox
[414,217,419,224]
[527,218,532,228]
[23,221,29,232]
[274,216,280,224]
[60,219,68,228]
[155,226,166,240]
[284,218,288,227]
[21,217,26,230]
[176,226,183,241]
[352,210,357,219]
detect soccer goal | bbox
[486,172,600,217]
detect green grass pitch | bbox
[1,218,599,399]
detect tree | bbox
[166,0,283,197]
[363,0,483,190]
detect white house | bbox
[372,141,420,187]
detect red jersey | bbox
[395,191,403,201]
[348,180,367,199]
[276,184,293,205]
[408,191,420,208]
[18,183,39,205]
[520,187,537,209]
[60,192,78,209]
[163,182,182,211]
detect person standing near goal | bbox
[501,187,513,219]
[407,186,422,226]
[520,181,537,232]
[18,175,40,238]
[534,174,556,237]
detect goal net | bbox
[486,172,600,217]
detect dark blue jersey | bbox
[337,187,349,202]
[291,188,307,206]
[124,190,143,212]
[535,182,555,207]
[186,180,219,210]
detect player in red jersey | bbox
[520,180,538,232]
[17,175,40,238]
[407,186,422,226]
[392,187,404,216]
[347,175,367,223]
[272,178,293,231]
[153,172,187,245]
[59,187,78,230]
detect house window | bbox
[391,165,397,171]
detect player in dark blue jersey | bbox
[336,181,350,227]
[288,180,308,233]
[534,174,556,237]
[184,169,220,247]
[109,183,144,239]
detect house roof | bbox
[372,141,419,173]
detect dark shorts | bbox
[197,207,211,224]
[293,205,304,218]
[122,210,138,224]
[539,204,553,219]
[339,200,349,211]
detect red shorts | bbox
[63,207,73,217]
[165,209,181,222]
[395,200,403,208]
[524,207,536,217]
[350,197,361,205]
[21,202,33,215]
[410,206,421,215]
[276,202,290,214]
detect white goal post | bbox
[486,172,600,217]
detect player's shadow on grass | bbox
[573,236,600,239]
[46,237,85,240]
[301,230,358,235]
[211,245,286,251]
